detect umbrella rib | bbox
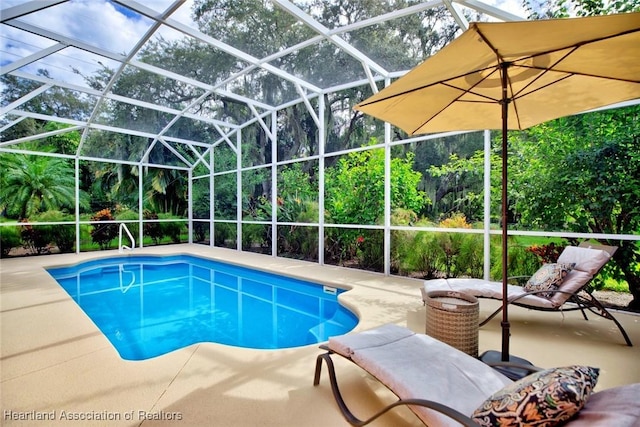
[356,65,500,107]
[410,75,504,134]
[442,82,501,103]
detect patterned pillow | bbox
[472,365,599,427]
[524,263,575,298]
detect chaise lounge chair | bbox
[422,242,632,346]
[314,324,640,426]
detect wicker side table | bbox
[424,290,479,357]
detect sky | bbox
[0,0,528,90]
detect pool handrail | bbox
[118,223,135,253]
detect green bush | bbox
[454,233,484,278]
[143,210,163,245]
[90,208,118,250]
[325,140,428,226]
[158,213,185,243]
[489,239,541,281]
[242,223,270,252]
[194,222,208,243]
[435,213,480,278]
[20,220,50,254]
[393,229,442,278]
[278,225,319,261]
[510,245,541,279]
[0,224,21,257]
[214,222,236,248]
[115,209,140,241]
[33,210,75,253]
[356,230,384,270]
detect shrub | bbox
[34,210,75,253]
[0,224,21,257]
[194,222,208,243]
[395,229,444,278]
[526,242,564,264]
[143,210,163,244]
[455,233,484,278]
[90,208,117,249]
[20,220,50,254]
[242,223,270,252]
[114,209,140,241]
[355,230,384,271]
[436,213,475,277]
[158,213,185,243]
[489,240,541,281]
[214,222,236,248]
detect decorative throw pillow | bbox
[472,365,599,427]
[524,263,575,299]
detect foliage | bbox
[278,224,319,261]
[435,214,482,278]
[325,139,428,226]
[324,141,428,268]
[242,223,270,253]
[277,163,317,204]
[90,209,118,250]
[509,106,640,306]
[523,0,639,19]
[0,224,21,257]
[158,213,186,244]
[0,145,79,218]
[143,168,188,217]
[526,243,564,264]
[115,209,140,240]
[143,210,163,245]
[393,214,484,279]
[394,229,443,278]
[211,173,237,220]
[19,220,50,254]
[428,150,498,221]
[503,244,542,281]
[193,222,208,243]
[32,210,75,253]
[214,223,236,248]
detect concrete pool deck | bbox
[2,244,639,426]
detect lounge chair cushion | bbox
[472,365,599,427]
[549,247,611,306]
[329,324,512,426]
[550,270,593,306]
[328,323,415,357]
[424,278,556,309]
[557,246,610,276]
[524,263,575,298]
[566,383,640,426]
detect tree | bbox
[325,139,428,225]
[510,106,640,308]
[0,146,78,219]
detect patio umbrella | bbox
[354,12,640,361]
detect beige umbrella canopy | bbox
[356,13,640,134]
[355,12,640,361]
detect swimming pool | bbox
[46,254,358,360]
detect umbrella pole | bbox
[500,63,510,362]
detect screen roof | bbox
[1,0,527,166]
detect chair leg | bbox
[479,295,632,346]
[313,353,325,386]
[582,295,633,346]
[567,295,591,321]
[313,352,371,426]
[313,351,478,426]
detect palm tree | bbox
[0,151,77,219]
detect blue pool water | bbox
[46,255,358,360]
